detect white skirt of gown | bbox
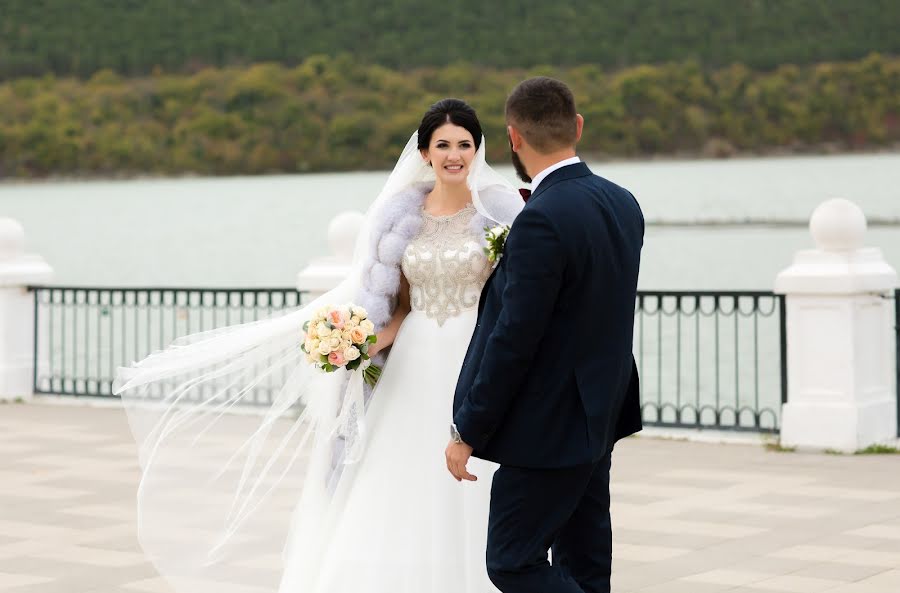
[279,309,499,592]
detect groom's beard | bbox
[510,148,532,183]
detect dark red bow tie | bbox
[519,188,532,202]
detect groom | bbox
[446,77,644,593]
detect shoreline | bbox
[2,145,899,186]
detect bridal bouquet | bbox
[301,304,382,386]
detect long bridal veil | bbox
[114,132,523,592]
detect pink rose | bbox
[328,309,346,329]
[328,351,345,366]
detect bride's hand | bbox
[368,339,384,358]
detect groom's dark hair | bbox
[506,77,578,153]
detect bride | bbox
[115,99,523,593]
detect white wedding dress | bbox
[279,204,501,592]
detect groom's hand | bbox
[445,440,477,482]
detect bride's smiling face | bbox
[421,123,476,185]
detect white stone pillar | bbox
[296,211,364,302]
[0,218,53,402]
[775,199,898,452]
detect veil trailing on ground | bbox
[114,132,522,592]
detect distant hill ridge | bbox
[2,0,899,79]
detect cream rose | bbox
[360,319,375,334]
[349,328,366,344]
[317,342,332,356]
[344,346,360,361]
[316,322,331,338]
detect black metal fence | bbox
[30,287,305,397]
[30,286,788,433]
[895,288,899,437]
[635,291,786,433]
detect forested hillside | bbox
[2,0,898,78]
[2,54,897,178]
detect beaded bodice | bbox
[401,205,492,326]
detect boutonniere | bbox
[483,225,510,264]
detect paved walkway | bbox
[1,399,899,593]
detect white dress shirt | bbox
[530,156,582,193]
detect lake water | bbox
[7,153,898,426]
[1,153,899,290]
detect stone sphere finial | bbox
[809,198,867,252]
[0,217,26,261]
[327,211,365,261]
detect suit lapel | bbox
[477,163,592,319]
[480,257,503,311]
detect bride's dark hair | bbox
[417,99,483,150]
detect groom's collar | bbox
[531,156,581,192]
[528,161,592,203]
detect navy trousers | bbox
[486,454,612,593]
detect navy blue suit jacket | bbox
[453,162,644,469]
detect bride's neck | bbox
[426,181,472,214]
